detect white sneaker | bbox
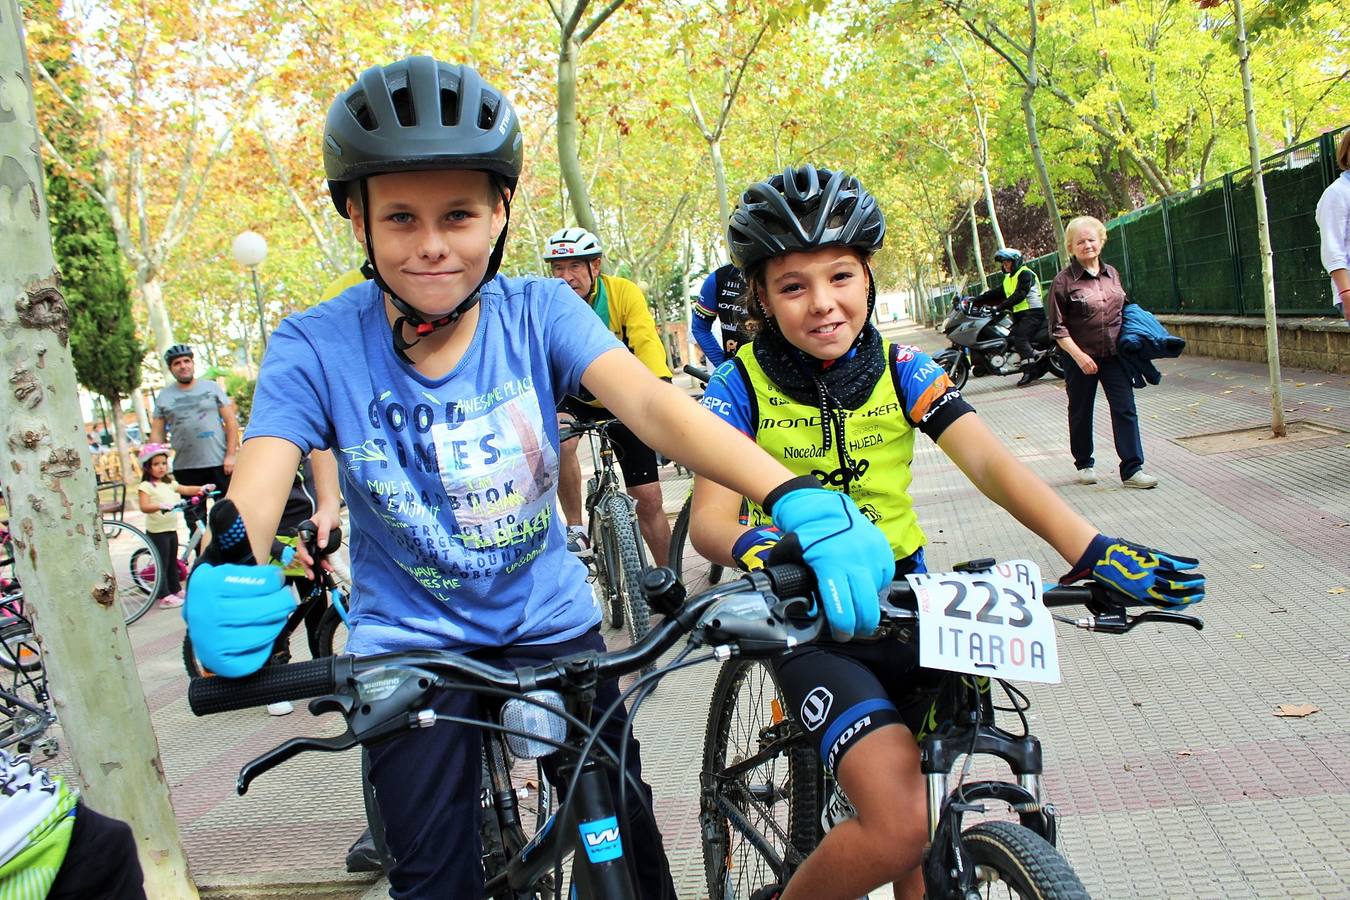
[1122,471,1159,489]
[1077,467,1098,485]
[266,701,294,717]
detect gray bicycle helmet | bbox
[322,57,524,362]
[727,165,885,271]
[164,344,193,365]
[993,248,1024,268]
[324,57,523,218]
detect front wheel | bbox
[668,494,725,592]
[604,494,653,675]
[102,519,162,625]
[701,657,822,900]
[938,350,970,390]
[960,821,1090,899]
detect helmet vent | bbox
[348,95,376,131]
[440,88,460,126]
[477,97,498,130]
[389,86,416,126]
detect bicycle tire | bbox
[668,494,725,591]
[604,494,652,671]
[960,821,1090,899]
[593,512,625,631]
[101,519,162,625]
[701,657,822,900]
[0,617,42,674]
[315,605,348,657]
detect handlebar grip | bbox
[188,657,342,715]
[296,521,344,558]
[683,364,711,385]
[762,563,814,598]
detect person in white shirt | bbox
[1315,130,1350,323]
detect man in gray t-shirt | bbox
[151,344,240,529]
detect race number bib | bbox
[905,560,1061,684]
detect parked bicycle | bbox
[560,419,654,671]
[183,521,351,678]
[700,559,1203,900]
[96,517,165,626]
[0,595,58,758]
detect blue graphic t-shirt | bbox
[247,276,621,654]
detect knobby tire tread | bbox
[961,821,1090,900]
[604,494,652,667]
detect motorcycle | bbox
[933,297,1065,390]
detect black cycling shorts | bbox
[773,639,943,777]
[556,395,659,488]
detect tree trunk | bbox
[557,37,599,234]
[980,165,1005,249]
[139,275,175,362]
[1232,0,1284,437]
[0,8,199,893]
[108,393,132,484]
[131,384,151,439]
[944,231,963,294]
[967,199,987,288]
[709,138,732,234]
[1022,84,1066,267]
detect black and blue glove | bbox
[731,525,782,572]
[1061,533,1204,609]
[767,476,893,641]
[184,499,295,678]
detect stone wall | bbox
[1156,314,1350,374]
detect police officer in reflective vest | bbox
[973,248,1046,386]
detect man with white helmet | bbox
[544,227,673,565]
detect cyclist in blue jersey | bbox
[691,262,751,367]
[690,165,1205,900]
[183,59,896,900]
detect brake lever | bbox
[1126,610,1204,632]
[238,730,358,795]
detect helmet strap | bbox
[359,178,512,365]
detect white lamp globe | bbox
[232,231,268,268]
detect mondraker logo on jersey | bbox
[800,686,833,731]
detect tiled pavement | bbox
[49,318,1350,897]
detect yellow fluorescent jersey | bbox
[320,267,369,302]
[597,274,672,381]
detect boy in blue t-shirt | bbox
[185,57,896,898]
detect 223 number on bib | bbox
[905,561,1061,684]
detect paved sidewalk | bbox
[61,320,1350,897]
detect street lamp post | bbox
[231,230,269,349]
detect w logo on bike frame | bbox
[578,816,624,864]
[800,686,833,731]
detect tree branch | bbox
[577,0,625,44]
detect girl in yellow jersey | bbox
[690,165,1204,900]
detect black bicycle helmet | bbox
[321,57,524,363]
[726,165,885,271]
[993,248,1024,268]
[324,57,523,217]
[164,344,193,365]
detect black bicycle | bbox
[561,419,654,671]
[183,522,351,677]
[186,563,827,899]
[0,595,58,757]
[699,559,1204,900]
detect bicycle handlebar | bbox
[683,364,711,386]
[187,561,1190,718]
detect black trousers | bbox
[1064,355,1144,480]
[145,529,181,598]
[1008,308,1046,362]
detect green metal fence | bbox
[957,125,1347,318]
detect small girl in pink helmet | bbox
[136,443,212,608]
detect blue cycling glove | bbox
[767,476,893,641]
[184,564,295,677]
[1061,533,1205,609]
[184,498,295,678]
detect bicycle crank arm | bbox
[237,732,357,795]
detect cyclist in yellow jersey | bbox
[544,227,674,566]
[691,165,1205,900]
